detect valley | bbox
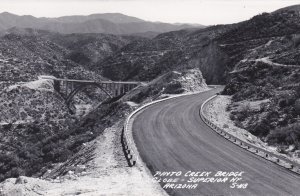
[0,4,300,196]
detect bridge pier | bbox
[112,83,116,96]
[40,76,141,112]
[125,84,129,92]
[108,83,112,93]
[121,85,125,94]
[114,84,118,96]
[71,82,74,93]
[65,81,69,97]
[53,80,61,93]
[102,83,107,92]
[116,84,121,96]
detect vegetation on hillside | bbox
[1,6,300,182]
[0,29,138,181]
[223,10,300,152]
[0,95,130,182]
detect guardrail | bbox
[121,126,136,167]
[121,90,213,167]
[200,95,300,175]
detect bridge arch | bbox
[65,82,113,107]
[40,76,141,113]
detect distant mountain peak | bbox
[0,12,204,35]
[0,12,17,16]
[54,12,145,24]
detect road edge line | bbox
[121,89,214,195]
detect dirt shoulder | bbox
[0,68,209,196]
[0,120,166,196]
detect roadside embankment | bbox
[202,95,300,174]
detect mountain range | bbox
[95,5,300,151]
[0,4,300,183]
[0,12,204,35]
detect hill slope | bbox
[98,26,231,84]
[97,8,300,85]
[273,4,300,14]
[0,28,143,182]
[0,28,140,88]
[221,9,300,152]
[94,7,300,153]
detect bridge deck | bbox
[40,76,141,85]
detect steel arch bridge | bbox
[40,76,141,112]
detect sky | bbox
[0,0,299,25]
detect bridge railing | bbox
[200,95,300,175]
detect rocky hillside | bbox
[97,6,300,86]
[1,4,300,185]
[98,26,231,84]
[222,9,300,151]
[94,5,300,152]
[0,28,142,89]
[0,24,210,183]
[121,68,208,103]
[0,79,72,124]
[0,77,136,182]
[273,4,300,14]
[0,29,140,181]
[0,67,208,183]
[0,79,75,181]
[48,31,144,68]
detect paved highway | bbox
[132,87,300,196]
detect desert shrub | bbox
[277,92,297,108]
[2,123,12,131]
[293,34,300,47]
[232,84,254,101]
[235,103,251,121]
[164,82,184,94]
[130,88,151,103]
[232,83,274,102]
[0,100,126,182]
[296,86,300,97]
[266,109,280,121]
[266,122,300,149]
[295,99,300,115]
[229,110,237,120]
[222,79,242,95]
[250,119,270,137]
[67,51,90,64]
[278,98,289,108]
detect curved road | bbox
[132,88,300,196]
